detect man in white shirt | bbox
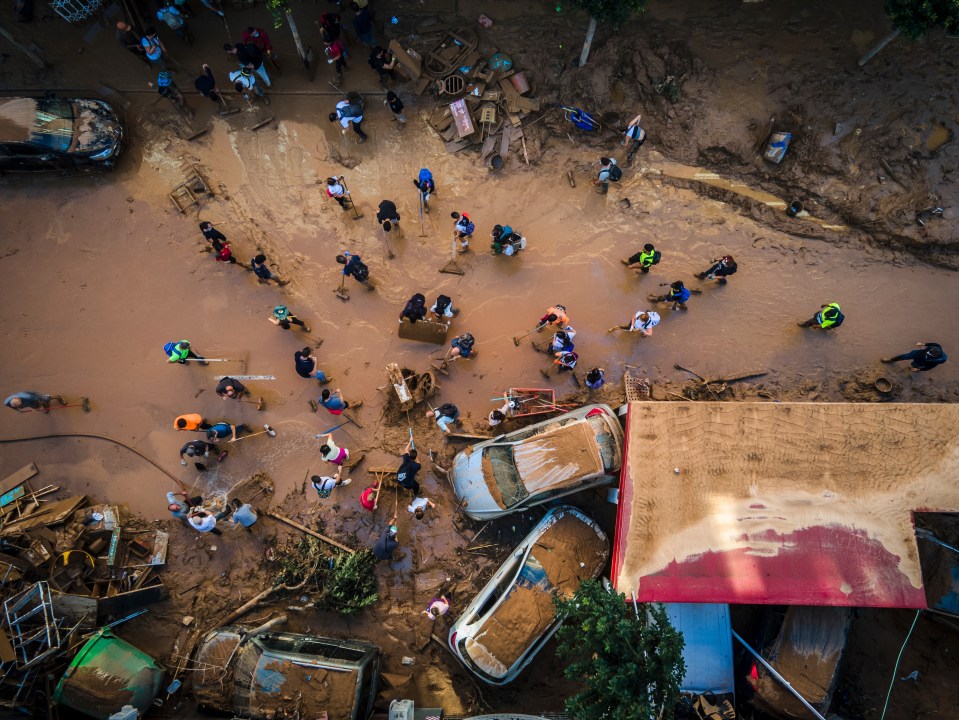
[609,310,660,337]
[329,99,368,142]
[407,496,435,520]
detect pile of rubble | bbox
[390,26,543,168]
[0,462,168,717]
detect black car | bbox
[0,96,123,172]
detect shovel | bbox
[27,397,91,413]
[238,396,265,411]
[291,328,324,347]
[232,424,277,442]
[339,177,364,220]
[215,92,240,117]
[333,274,350,302]
[431,348,453,375]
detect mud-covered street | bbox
[1,0,958,717]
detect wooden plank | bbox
[479,133,497,160]
[449,98,475,138]
[497,78,541,113]
[413,76,432,95]
[0,464,37,496]
[499,125,512,161]
[0,496,87,536]
[445,139,472,153]
[265,511,355,554]
[389,39,422,79]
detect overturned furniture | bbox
[397,317,450,345]
[385,363,438,412]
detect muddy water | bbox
[1,105,958,523]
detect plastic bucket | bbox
[786,200,804,217]
[510,71,530,94]
[487,154,504,170]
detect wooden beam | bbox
[265,511,355,554]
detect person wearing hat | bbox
[400,293,427,324]
[149,70,191,116]
[165,340,207,365]
[372,516,400,561]
[229,66,268,103]
[376,200,400,233]
[225,41,270,87]
[695,255,738,285]
[179,439,215,465]
[882,342,948,372]
[4,392,63,413]
[451,212,474,253]
[269,305,310,332]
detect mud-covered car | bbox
[451,404,624,520]
[0,96,123,172]
[448,505,609,685]
[193,626,380,720]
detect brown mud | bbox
[1,0,958,717]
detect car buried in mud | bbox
[451,404,624,520]
[0,96,123,173]
[448,505,609,685]
[192,625,381,719]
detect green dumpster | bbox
[54,628,164,719]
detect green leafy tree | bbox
[315,549,379,615]
[554,580,686,720]
[884,0,959,38]
[574,0,648,30]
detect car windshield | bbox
[517,553,549,591]
[486,445,528,508]
[587,413,618,470]
[30,99,75,153]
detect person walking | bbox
[696,255,738,285]
[229,67,268,103]
[426,403,460,433]
[649,281,691,311]
[116,22,150,65]
[430,294,457,319]
[225,42,270,87]
[622,113,646,163]
[150,70,192,116]
[798,302,844,329]
[372,519,399,561]
[215,377,248,400]
[384,90,406,124]
[325,176,351,210]
[337,252,373,288]
[413,169,435,211]
[408,496,436,521]
[350,1,377,46]
[165,340,207,364]
[396,439,421,494]
[323,35,348,81]
[199,221,226,245]
[585,367,606,390]
[376,200,400,232]
[312,388,360,414]
[194,64,223,103]
[882,342,948,372]
[295,348,332,383]
[594,156,621,194]
[156,1,192,44]
[400,293,427,324]
[329,97,367,142]
[622,243,661,274]
[310,472,351,498]
[269,305,311,332]
[140,27,168,70]
[450,211,473,253]
[179,439,215,465]
[4,392,62,413]
[316,433,350,466]
[174,413,212,431]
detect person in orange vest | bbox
[538,304,569,331]
[173,413,212,432]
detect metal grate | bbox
[624,371,651,402]
[49,0,102,23]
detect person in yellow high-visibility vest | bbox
[798,302,844,329]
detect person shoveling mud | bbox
[609,309,660,337]
[648,281,691,311]
[4,391,65,413]
[432,333,476,373]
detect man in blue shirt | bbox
[4,391,62,412]
[883,342,948,372]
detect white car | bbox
[451,404,624,520]
[448,505,609,685]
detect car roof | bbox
[0,98,37,143]
[462,510,608,678]
[512,421,603,494]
